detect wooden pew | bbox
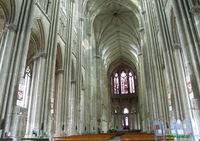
[120,133,174,141]
[54,133,115,141]
[21,138,49,141]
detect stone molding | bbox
[71,80,76,83]
[190,5,200,15]
[56,69,64,74]
[138,27,144,32]
[173,43,181,49]
[32,52,47,60]
[6,23,17,31]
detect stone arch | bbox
[81,70,85,89]
[71,59,76,81]
[31,18,46,52]
[0,0,17,43]
[170,10,180,45]
[56,44,63,70]
[0,5,6,43]
[22,18,46,136]
[0,0,16,23]
[26,18,46,69]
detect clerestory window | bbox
[111,68,136,95]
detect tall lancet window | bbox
[114,73,119,94]
[17,66,31,108]
[129,72,135,93]
[121,71,128,94]
[111,67,136,95]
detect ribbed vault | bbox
[85,0,141,70]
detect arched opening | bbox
[14,19,46,137]
[0,5,6,68]
[15,35,39,137]
[0,6,5,41]
[111,67,137,95]
[110,64,138,131]
[85,0,141,132]
[16,39,35,109]
[122,108,129,130]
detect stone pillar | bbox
[0,0,36,139]
[173,0,200,96]
[55,69,64,136]
[0,23,17,119]
[67,81,76,135]
[79,89,85,134]
[171,0,200,137]
[25,53,46,137]
[129,114,133,130]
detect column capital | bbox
[190,5,200,15]
[32,52,47,60]
[141,10,146,15]
[138,27,144,32]
[6,23,17,31]
[56,69,64,74]
[173,43,181,49]
[79,17,84,22]
[137,52,142,56]
[87,33,91,37]
[71,80,76,84]
[95,55,101,59]
[38,52,47,58]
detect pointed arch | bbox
[71,59,76,81]
[0,6,6,40]
[56,44,63,70]
[110,64,137,95]
[170,10,180,45]
[0,0,16,23]
[31,18,46,51]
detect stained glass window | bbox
[111,67,136,95]
[17,66,31,108]
[114,73,119,94]
[129,72,135,93]
[121,71,128,94]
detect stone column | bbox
[55,69,64,136]
[41,0,60,137]
[25,53,46,137]
[1,0,36,138]
[173,0,200,96]
[62,1,73,135]
[67,81,76,135]
[129,114,133,130]
[172,0,200,137]
[0,23,17,119]
[79,89,85,134]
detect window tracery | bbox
[111,68,136,95]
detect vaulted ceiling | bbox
[85,0,141,71]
